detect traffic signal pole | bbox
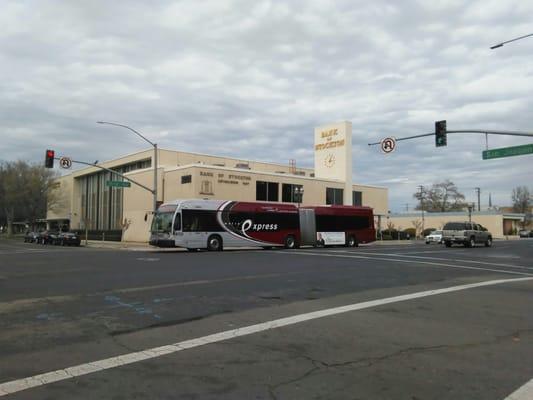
[368,129,533,146]
[52,156,155,194]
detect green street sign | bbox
[482,143,533,160]
[106,180,131,188]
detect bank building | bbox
[47,122,388,242]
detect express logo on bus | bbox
[241,219,278,233]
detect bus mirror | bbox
[144,213,148,221]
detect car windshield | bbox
[443,222,466,230]
[433,230,442,235]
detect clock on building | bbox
[324,153,335,167]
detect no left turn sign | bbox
[59,157,72,169]
[380,137,396,154]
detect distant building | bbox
[386,211,525,239]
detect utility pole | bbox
[475,187,481,211]
[417,185,425,237]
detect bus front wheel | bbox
[284,235,297,249]
[207,235,223,251]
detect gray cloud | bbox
[1,0,532,210]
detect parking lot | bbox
[0,238,531,399]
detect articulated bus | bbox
[149,199,375,251]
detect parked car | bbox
[425,230,443,244]
[518,230,533,238]
[23,231,39,243]
[442,222,492,248]
[57,232,81,246]
[37,230,61,245]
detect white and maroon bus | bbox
[149,199,375,251]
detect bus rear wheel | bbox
[346,235,357,247]
[207,235,223,251]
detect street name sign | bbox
[482,143,533,160]
[106,181,131,188]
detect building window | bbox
[326,187,343,205]
[200,180,213,195]
[282,184,303,203]
[181,175,192,184]
[352,191,362,206]
[256,181,278,201]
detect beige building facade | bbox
[47,122,389,242]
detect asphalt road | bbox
[0,238,532,399]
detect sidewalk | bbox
[84,240,176,252]
[365,240,415,246]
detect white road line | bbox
[503,377,533,400]
[329,250,533,271]
[0,276,531,396]
[282,251,532,276]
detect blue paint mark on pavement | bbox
[104,295,162,319]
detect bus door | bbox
[299,209,316,246]
[173,212,182,236]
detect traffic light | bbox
[45,149,55,168]
[435,120,447,147]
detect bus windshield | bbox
[151,205,177,233]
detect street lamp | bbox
[294,186,304,208]
[490,33,533,49]
[467,203,474,223]
[97,121,158,213]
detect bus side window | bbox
[174,214,181,231]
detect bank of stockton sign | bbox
[314,128,346,151]
[200,170,251,186]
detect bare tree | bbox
[411,220,423,238]
[0,161,58,235]
[413,180,466,212]
[512,186,531,228]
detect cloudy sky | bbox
[1,0,532,212]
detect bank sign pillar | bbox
[314,121,353,205]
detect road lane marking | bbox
[503,377,533,400]
[281,251,532,276]
[328,250,533,271]
[0,276,531,396]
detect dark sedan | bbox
[23,231,39,243]
[58,232,81,246]
[37,231,61,245]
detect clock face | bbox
[324,153,335,167]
